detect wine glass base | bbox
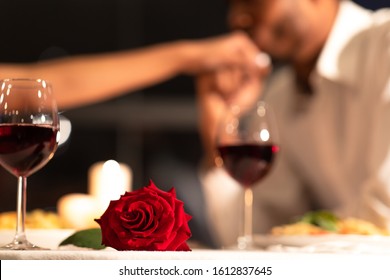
[237,235,257,250]
[0,240,49,251]
[223,236,258,250]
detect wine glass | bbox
[216,101,279,250]
[0,78,60,250]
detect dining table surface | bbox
[2,229,390,280]
[1,228,390,260]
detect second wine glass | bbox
[216,101,279,250]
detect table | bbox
[2,230,390,279]
[1,229,390,259]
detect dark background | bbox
[0,0,387,244]
[0,0,228,198]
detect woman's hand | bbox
[182,31,264,75]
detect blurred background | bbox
[0,0,387,243]
[0,0,230,245]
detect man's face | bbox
[227,0,313,63]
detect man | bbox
[197,0,390,247]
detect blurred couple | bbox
[1,0,389,248]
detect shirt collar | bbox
[315,0,372,85]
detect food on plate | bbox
[271,210,390,236]
[0,209,64,229]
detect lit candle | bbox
[88,160,132,212]
[57,193,100,229]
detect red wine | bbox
[217,143,279,187]
[0,124,59,177]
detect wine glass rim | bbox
[0,78,52,87]
[227,101,273,115]
[257,100,271,108]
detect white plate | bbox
[0,229,75,249]
[254,234,390,248]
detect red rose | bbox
[95,180,192,251]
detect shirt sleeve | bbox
[357,15,390,228]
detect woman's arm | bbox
[0,32,260,110]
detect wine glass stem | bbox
[243,187,253,245]
[15,176,28,243]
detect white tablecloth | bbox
[0,247,319,260]
[3,230,390,280]
[2,229,390,260]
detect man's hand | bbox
[196,46,271,167]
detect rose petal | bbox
[121,201,156,232]
[176,242,191,251]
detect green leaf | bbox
[299,210,339,232]
[59,228,106,250]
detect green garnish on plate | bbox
[298,210,339,232]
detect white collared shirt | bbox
[201,1,390,247]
